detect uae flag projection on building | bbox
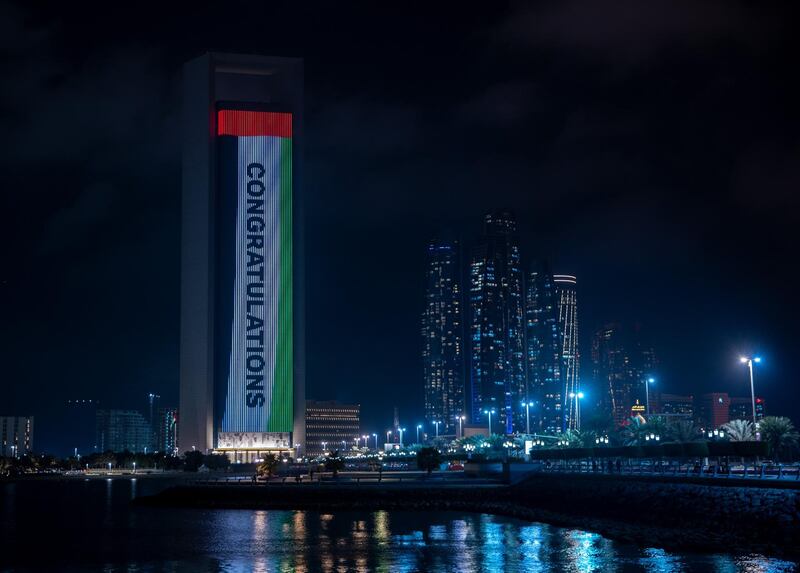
[216,106,293,436]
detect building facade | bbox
[156,407,179,455]
[305,401,360,457]
[650,392,694,421]
[729,396,765,423]
[554,275,580,430]
[696,393,731,429]
[95,410,153,453]
[179,53,305,460]
[468,212,526,434]
[0,416,34,457]
[592,323,656,428]
[422,237,465,435]
[525,262,563,434]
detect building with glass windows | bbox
[729,396,765,422]
[525,262,563,434]
[179,53,305,460]
[305,401,360,457]
[554,275,580,430]
[0,416,34,457]
[592,323,656,428]
[95,410,153,453]
[422,237,465,435]
[468,212,526,434]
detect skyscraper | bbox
[179,53,305,460]
[554,275,580,430]
[469,212,526,434]
[421,237,465,435]
[525,262,563,434]
[592,323,656,427]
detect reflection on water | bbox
[0,479,797,573]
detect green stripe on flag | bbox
[269,137,293,432]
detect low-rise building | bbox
[305,400,360,457]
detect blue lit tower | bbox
[525,262,563,434]
[554,275,580,431]
[422,237,465,435]
[469,212,526,434]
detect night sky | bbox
[2,2,799,450]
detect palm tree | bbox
[620,417,647,446]
[721,419,756,442]
[324,450,345,477]
[758,417,800,462]
[257,453,279,478]
[416,447,442,475]
[668,420,701,443]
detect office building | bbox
[592,323,657,427]
[179,53,305,460]
[422,237,465,435]
[468,212,526,434]
[650,392,694,420]
[156,407,179,455]
[696,393,731,429]
[525,262,563,433]
[728,396,765,423]
[95,410,153,453]
[1,416,34,457]
[305,401,360,457]
[555,275,580,430]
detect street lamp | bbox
[434,421,440,439]
[645,377,655,416]
[458,415,465,438]
[399,428,406,446]
[322,441,328,453]
[568,392,585,431]
[739,356,762,426]
[521,401,534,435]
[372,433,378,450]
[386,430,392,447]
[482,408,496,435]
[416,424,423,444]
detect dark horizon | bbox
[2,2,799,450]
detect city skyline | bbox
[1,3,797,441]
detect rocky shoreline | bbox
[134,474,800,558]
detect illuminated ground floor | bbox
[214,448,296,464]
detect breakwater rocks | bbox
[134,473,800,556]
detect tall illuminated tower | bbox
[525,262,563,434]
[469,212,526,434]
[554,275,580,431]
[422,237,464,435]
[179,53,305,460]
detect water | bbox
[1,477,797,572]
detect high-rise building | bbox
[95,410,153,453]
[179,53,305,461]
[0,416,34,457]
[650,392,694,421]
[696,393,731,429]
[525,262,563,434]
[305,401,360,457]
[728,396,765,423]
[156,407,179,455]
[554,275,580,430]
[468,211,526,434]
[592,323,656,428]
[422,237,465,435]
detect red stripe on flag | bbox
[217,110,292,137]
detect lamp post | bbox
[322,441,327,453]
[416,424,422,444]
[434,421,440,439]
[482,408,496,435]
[645,377,655,416]
[739,356,761,426]
[399,428,406,447]
[458,415,465,438]
[521,401,533,435]
[386,430,392,448]
[568,392,585,431]
[372,433,378,450]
